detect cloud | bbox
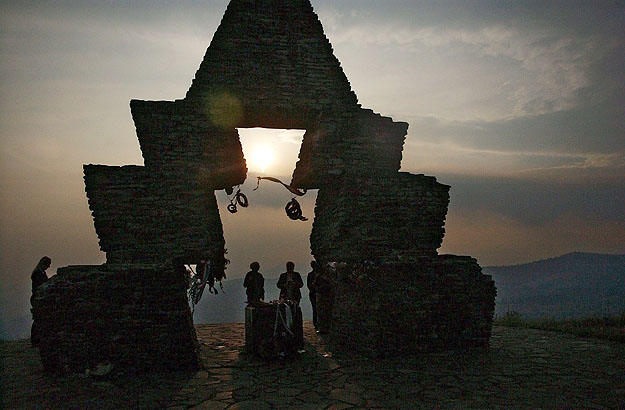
[404,138,624,177]
[400,102,625,178]
[325,22,597,120]
[317,0,623,133]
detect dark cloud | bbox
[439,173,625,226]
[405,99,624,155]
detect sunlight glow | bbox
[253,146,274,173]
[237,128,306,177]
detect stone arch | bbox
[34,0,496,374]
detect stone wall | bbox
[32,264,199,374]
[311,172,450,263]
[328,256,496,356]
[83,165,226,267]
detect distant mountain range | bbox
[485,252,625,318]
[3,252,623,340]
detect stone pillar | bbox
[32,264,199,374]
[310,172,496,354]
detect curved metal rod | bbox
[254,176,307,197]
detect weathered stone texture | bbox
[185,0,359,114]
[130,100,246,189]
[292,109,408,188]
[84,165,226,267]
[329,256,496,356]
[311,172,450,263]
[33,264,199,374]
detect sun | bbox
[253,146,274,173]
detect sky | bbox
[1,0,624,335]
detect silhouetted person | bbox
[31,256,51,346]
[277,261,305,350]
[277,261,303,303]
[243,261,265,304]
[307,261,320,330]
[314,266,335,334]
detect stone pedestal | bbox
[245,302,303,358]
[328,256,496,356]
[32,264,199,374]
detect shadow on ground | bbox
[2,322,624,409]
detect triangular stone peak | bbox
[185,0,359,126]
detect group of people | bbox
[243,260,335,333]
[29,255,335,349]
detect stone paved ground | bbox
[2,323,624,409]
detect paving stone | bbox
[215,391,233,400]
[329,388,361,405]
[191,400,229,410]
[227,400,272,410]
[326,404,354,410]
[3,323,625,409]
[330,374,348,388]
[297,390,324,403]
[275,387,303,397]
[344,382,365,394]
[210,367,234,375]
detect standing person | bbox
[277,261,303,303]
[277,261,305,350]
[307,261,320,330]
[30,256,51,346]
[243,261,265,304]
[314,266,335,334]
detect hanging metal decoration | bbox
[285,197,307,221]
[226,186,249,214]
[254,176,309,221]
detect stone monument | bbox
[33,0,495,372]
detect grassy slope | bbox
[494,311,625,343]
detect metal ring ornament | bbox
[236,192,249,208]
[227,203,238,214]
[285,198,308,221]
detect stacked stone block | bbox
[33,265,199,374]
[83,165,226,267]
[328,257,496,356]
[130,100,246,190]
[292,110,408,188]
[311,172,450,263]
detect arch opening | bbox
[217,127,317,285]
